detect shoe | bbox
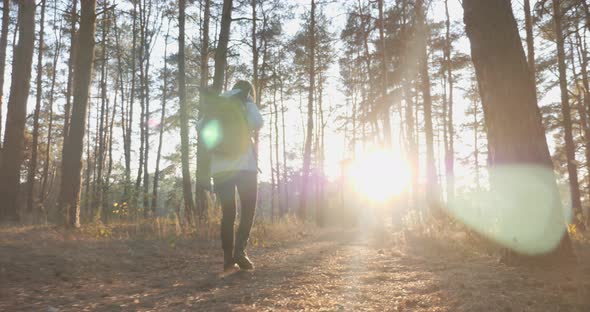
[234,253,254,270]
[224,251,237,271]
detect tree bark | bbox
[0,0,35,222]
[95,0,109,220]
[416,0,438,206]
[524,0,537,90]
[444,0,455,201]
[279,67,289,215]
[178,0,195,224]
[574,27,590,226]
[211,0,233,92]
[196,0,211,220]
[62,0,77,156]
[41,5,64,208]
[57,0,96,228]
[377,0,392,148]
[125,0,137,203]
[299,0,315,221]
[553,0,584,230]
[0,0,10,152]
[273,72,281,220]
[463,0,574,262]
[152,26,169,215]
[27,0,46,216]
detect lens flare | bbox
[447,165,570,255]
[349,149,411,202]
[201,119,222,150]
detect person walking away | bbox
[198,80,263,271]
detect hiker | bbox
[198,80,263,271]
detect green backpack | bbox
[199,90,251,157]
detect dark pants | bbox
[213,171,258,257]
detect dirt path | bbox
[1,227,590,311]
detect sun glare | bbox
[349,149,412,202]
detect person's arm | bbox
[245,98,263,130]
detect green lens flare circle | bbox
[202,119,222,150]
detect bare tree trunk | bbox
[273,72,281,220]
[27,0,46,217]
[0,0,10,152]
[62,0,77,156]
[135,56,145,215]
[524,0,536,89]
[574,28,590,226]
[463,0,574,262]
[196,0,210,220]
[377,0,392,148]
[83,109,92,217]
[152,26,169,215]
[95,2,109,220]
[269,95,275,222]
[41,4,63,209]
[553,0,584,230]
[251,0,258,100]
[178,0,195,224]
[104,77,117,223]
[112,11,128,210]
[444,0,455,201]
[125,0,137,203]
[416,0,438,207]
[0,0,35,222]
[300,0,315,221]
[57,0,96,228]
[140,0,154,216]
[211,0,233,92]
[279,71,289,215]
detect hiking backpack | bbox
[199,89,251,157]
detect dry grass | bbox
[2,218,590,311]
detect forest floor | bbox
[1,224,590,311]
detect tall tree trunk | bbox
[273,72,281,220]
[211,0,233,92]
[444,0,455,201]
[104,76,117,223]
[377,0,392,148]
[269,94,275,222]
[416,0,438,206]
[250,0,263,196]
[62,0,77,156]
[152,27,169,215]
[95,2,109,220]
[140,0,153,216]
[0,0,35,222]
[524,0,536,90]
[196,0,210,220]
[41,6,63,208]
[300,0,315,221]
[57,0,96,228]
[135,31,145,215]
[27,0,46,216]
[279,71,289,215]
[401,0,417,202]
[553,0,584,230]
[463,0,574,262]
[251,0,258,101]
[125,0,137,203]
[83,109,92,217]
[575,28,590,226]
[178,0,195,224]
[0,0,10,152]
